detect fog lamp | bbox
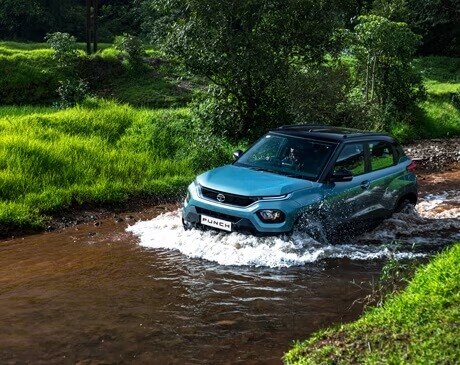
[257,209,285,223]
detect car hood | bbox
[196,165,319,196]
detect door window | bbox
[369,141,395,171]
[334,143,365,176]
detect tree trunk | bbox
[93,0,99,53]
[364,53,370,102]
[370,54,377,102]
[86,0,91,54]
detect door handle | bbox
[361,180,370,189]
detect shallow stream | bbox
[0,177,458,364]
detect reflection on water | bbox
[0,225,381,364]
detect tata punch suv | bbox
[182,125,417,236]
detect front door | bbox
[322,142,374,228]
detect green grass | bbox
[99,61,197,108]
[391,57,460,141]
[0,99,233,233]
[0,42,197,107]
[284,244,460,364]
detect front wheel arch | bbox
[395,193,417,213]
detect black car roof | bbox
[270,124,394,143]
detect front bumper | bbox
[182,182,301,235]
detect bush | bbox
[283,63,352,125]
[45,32,78,70]
[114,33,145,67]
[194,85,289,142]
[55,79,89,108]
[351,15,425,128]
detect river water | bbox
[1,174,459,364]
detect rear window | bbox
[369,141,395,171]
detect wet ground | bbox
[0,161,459,364]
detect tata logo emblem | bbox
[217,193,226,202]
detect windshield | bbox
[235,134,336,181]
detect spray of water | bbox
[127,191,460,267]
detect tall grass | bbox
[0,45,58,104]
[285,244,460,364]
[0,100,232,232]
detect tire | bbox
[395,198,415,214]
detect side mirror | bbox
[233,150,243,161]
[330,169,353,182]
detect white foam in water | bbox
[127,191,460,267]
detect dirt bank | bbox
[405,137,460,171]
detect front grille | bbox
[195,207,242,223]
[200,186,257,207]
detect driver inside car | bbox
[282,147,304,170]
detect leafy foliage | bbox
[45,32,88,108]
[0,0,142,43]
[352,15,425,128]
[371,0,460,56]
[55,79,89,109]
[147,0,350,140]
[114,33,146,67]
[45,32,78,70]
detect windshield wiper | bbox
[247,166,275,173]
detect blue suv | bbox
[182,125,417,236]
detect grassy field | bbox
[284,244,460,364]
[0,41,196,107]
[0,99,233,233]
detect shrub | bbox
[55,79,89,109]
[114,33,145,67]
[45,32,78,70]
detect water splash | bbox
[127,191,459,267]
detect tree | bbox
[352,15,424,125]
[405,0,459,56]
[371,0,459,56]
[144,0,350,139]
[0,0,48,40]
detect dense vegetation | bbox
[284,244,460,364]
[0,2,458,362]
[0,99,233,234]
[1,0,457,56]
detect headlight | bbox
[257,209,285,223]
[259,194,290,201]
